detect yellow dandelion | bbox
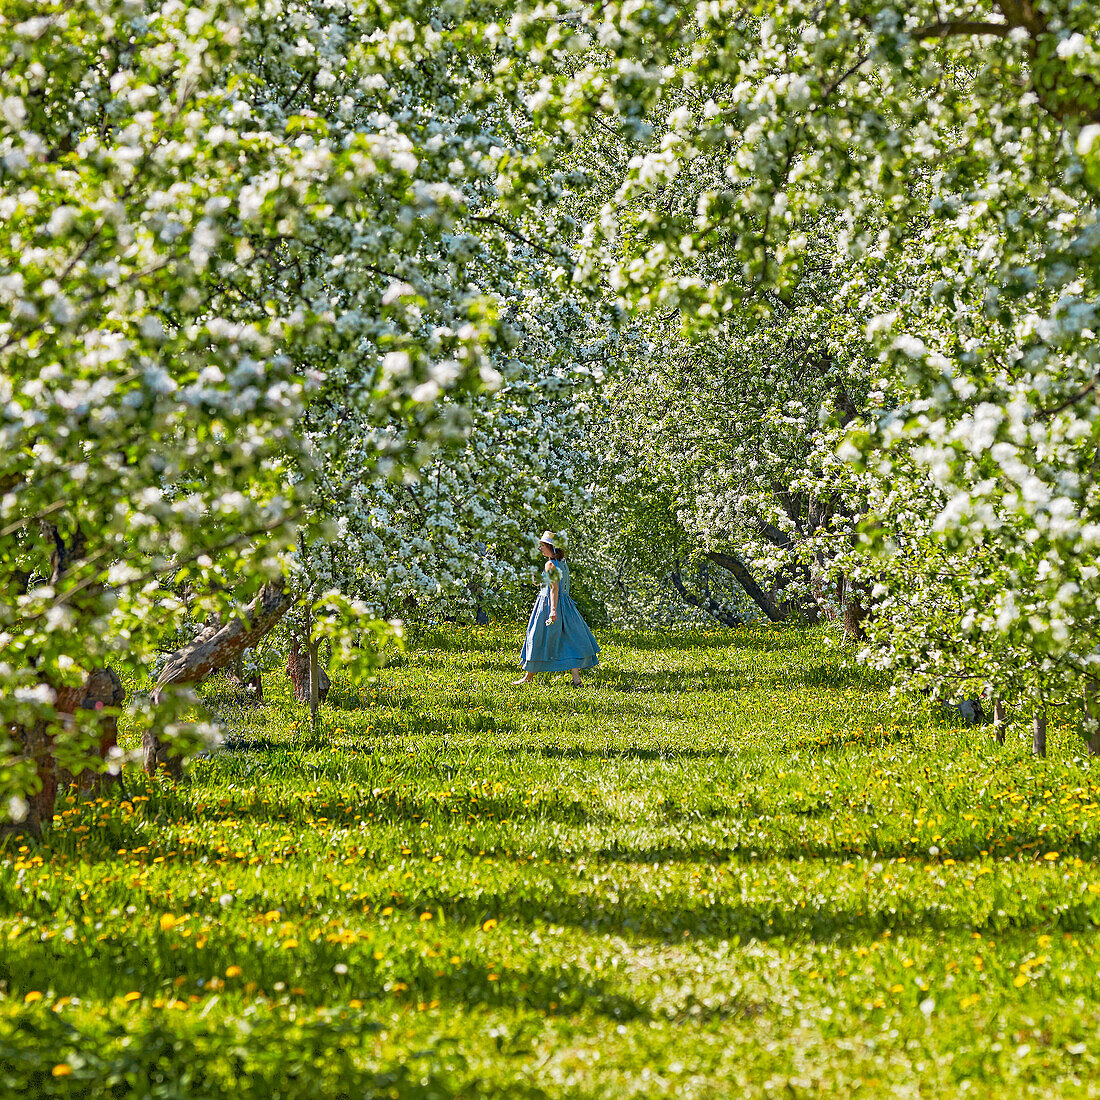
[52,1065,72,1077]
[123,991,141,1002]
[482,918,498,931]
[225,966,243,978]
[24,991,43,1004]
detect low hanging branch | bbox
[703,551,787,623]
[668,566,746,627]
[145,579,296,776]
[153,580,296,697]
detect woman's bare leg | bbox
[512,672,535,685]
[571,668,582,686]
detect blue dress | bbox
[520,559,600,672]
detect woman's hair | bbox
[542,539,566,561]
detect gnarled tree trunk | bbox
[12,523,90,834]
[15,682,84,836]
[842,583,873,643]
[146,580,295,776]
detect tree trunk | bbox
[16,682,83,836]
[14,524,89,833]
[703,551,785,622]
[74,668,126,793]
[19,719,56,837]
[146,579,295,775]
[993,697,1007,745]
[307,602,321,737]
[842,582,873,642]
[155,581,294,694]
[1033,707,1047,759]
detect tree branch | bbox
[703,551,787,623]
[470,214,559,259]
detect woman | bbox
[514,531,600,686]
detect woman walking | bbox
[514,531,600,686]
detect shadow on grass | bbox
[593,669,753,694]
[532,744,737,764]
[412,659,761,696]
[1,1022,500,1100]
[387,875,1100,946]
[0,926,651,1025]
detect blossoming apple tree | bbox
[504,0,1100,750]
[0,0,589,830]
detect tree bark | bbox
[17,682,83,836]
[842,584,872,642]
[146,579,295,775]
[1033,707,1047,759]
[993,697,1007,745]
[74,668,126,793]
[155,581,294,695]
[14,523,90,833]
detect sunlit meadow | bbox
[3,625,1100,1097]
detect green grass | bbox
[3,624,1100,1097]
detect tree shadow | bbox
[0,926,651,1025]
[531,744,737,764]
[386,876,1100,947]
[0,1012,502,1100]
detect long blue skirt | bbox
[520,564,600,672]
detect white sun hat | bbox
[539,530,557,547]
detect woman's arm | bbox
[546,561,560,622]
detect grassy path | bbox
[3,625,1100,1096]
